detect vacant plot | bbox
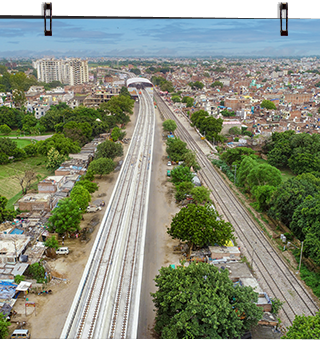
[0,155,53,209]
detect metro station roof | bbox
[127,78,153,87]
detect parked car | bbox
[56,247,69,255]
[167,161,172,166]
[10,329,30,339]
[167,170,171,177]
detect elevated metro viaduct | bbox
[126,77,153,98]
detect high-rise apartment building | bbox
[32,58,89,85]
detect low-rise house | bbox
[38,176,65,194]
[0,234,30,265]
[16,193,53,212]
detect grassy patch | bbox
[293,249,320,298]
[0,155,53,208]
[12,138,32,148]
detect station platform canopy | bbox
[126,78,153,87]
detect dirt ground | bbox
[9,100,182,339]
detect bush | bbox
[28,262,46,283]
[212,159,235,182]
[14,275,25,284]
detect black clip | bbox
[280,2,288,36]
[44,2,52,36]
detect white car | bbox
[167,161,172,166]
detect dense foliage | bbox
[151,262,263,339]
[170,166,193,185]
[282,311,320,339]
[0,195,15,223]
[167,203,234,249]
[162,119,177,132]
[48,198,82,235]
[190,110,223,142]
[95,139,123,160]
[166,137,189,162]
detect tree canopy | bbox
[162,119,177,132]
[48,198,82,235]
[88,157,115,178]
[0,195,15,224]
[95,139,123,160]
[171,166,194,185]
[282,311,320,339]
[166,137,189,162]
[70,185,91,212]
[151,261,263,339]
[220,147,256,167]
[261,99,277,110]
[167,203,234,249]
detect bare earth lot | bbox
[9,102,181,339]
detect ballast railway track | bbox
[155,91,319,328]
[61,89,154,339]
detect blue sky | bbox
[0,18,319,58]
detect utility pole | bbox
[297,241,304,274]
[233,164,237,184]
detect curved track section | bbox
[155,91,319,328]
[61,89,155,339]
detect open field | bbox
[0,155,53,209]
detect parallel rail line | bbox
[61,89,154,339]
[155,91,319,327]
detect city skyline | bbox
[0,18,319,58]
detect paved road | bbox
[7,134,53,141]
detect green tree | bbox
[229,126,241,135]
[211,80,224,88]
[46,147,67,171]
[252,185,277,211]
[119,86,131,97]
[151,262,263,339]
[288,153,320,175]
[168,204,234,250]
[23,143,38,157]
[111,126,126,142]
[162,119,177,132]
[261,99,277,110]
[166,137,189,162]
[282,311,320,339]
[182,96,194,108]
[48,198,82,235]
[0,137,17,156]
[44,235,60,250]
[171,95,181,103]
[0,195,15,223]
[175,181,194,202]
[237,156,258,189]
[220,109,236,117]
[130,68,141,75]
[14,275,25,284]
[268,173,320,226]
[0,153,9,165]
[12,147,27,161]
[0,124,11,135]
[88,157,115,178]
[190,186,212,205]
[220,147,256,167]
[0,313,11,339]
[74,179,98,193]
[12,88,26,108]
[70,185,91,212]
[28,262,46,283]
[44,235,60,257]
[80,169,95,182]
[247,163,282,189]
[189,81,204,90]
[171,166,193,185]
[95,139,123,160]
[183,150,201,171]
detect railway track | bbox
[61,89,154,339]
[155,91,319,328]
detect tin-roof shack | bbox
[209,246,241,261]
